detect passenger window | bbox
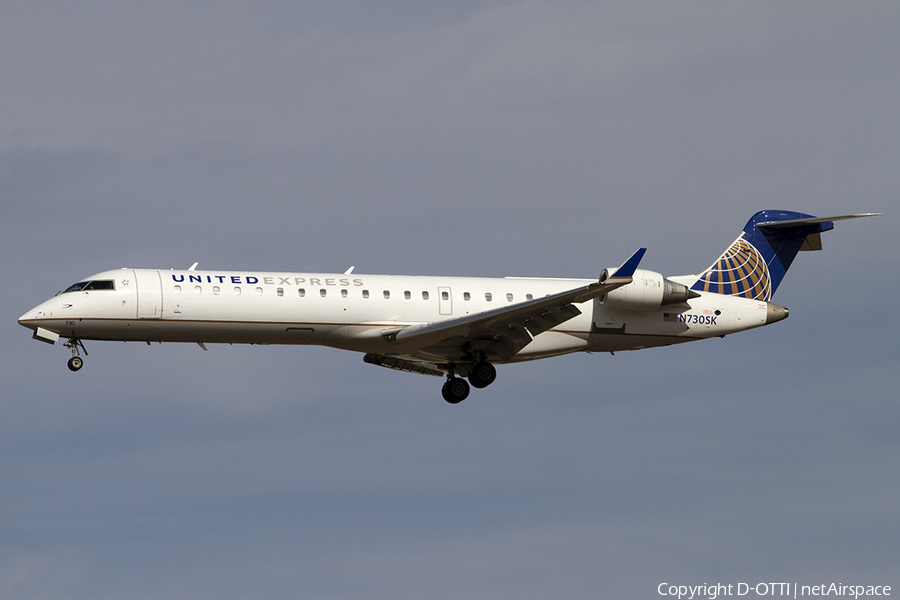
[298,288,306,297]
[464,292,470,301]
[526,293,533,301]
[485,293,492,302]
[194,286,202,295]
[441,291,449,301]
[341,289,348,298]
[234,287,242,296]
[404,291,411,300]
[422,291,429,300]
[320,289,327,297]
[277,288,284,297]
[383,290,390,299]
[213,286,220,295]
[174,285,182,294]
[363,290,369,299]
[255,287,263,296]
[506,293,513,302]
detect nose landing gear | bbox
[64,337,87,372]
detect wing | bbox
[379,248,646,363]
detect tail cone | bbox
[766,303,789,325]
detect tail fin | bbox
[691,210,881,300]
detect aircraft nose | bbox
[18,307,39,329]
[18,297,56,330]
[765,303,789,325]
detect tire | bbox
[468,361,496,389]
[442,378,470,404]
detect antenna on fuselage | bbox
[344,266,355,274]
[188,262,199,271]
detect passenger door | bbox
[134,270,163,319]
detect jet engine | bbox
[599,268,698,311]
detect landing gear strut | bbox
[64,337,87,372]
[441,376,470,404]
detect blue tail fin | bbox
[692,210,836,301]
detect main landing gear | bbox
[64,337,87,372]
[442,376,469,404]
[441,361,498,404]
[468,361,496,389]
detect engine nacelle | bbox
[599,268,696,311]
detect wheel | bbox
[67,356,84,372]
[468,361,496,389]
[441,378,470,404]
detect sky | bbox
[2,2,898,599]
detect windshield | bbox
[61,280,115,294]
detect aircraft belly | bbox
[587,333,693,353]
[509,331,590,361]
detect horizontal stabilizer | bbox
[757,213,882,230]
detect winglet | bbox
[606,248,646,280]
[570,248,646,303]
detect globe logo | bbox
[695,238,771,301]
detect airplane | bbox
[19,210,880,403]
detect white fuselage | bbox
[19,268,774,364]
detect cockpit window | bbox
[62,282,90,293]
[62,280,115,293]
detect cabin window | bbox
[506,293,514,302]
[174,285,182,294]
[194,286,202,295]
[362,290,369,299]
[485,293,493,302]
[298,288,306,297]
[463,292,470,301]
[320,289,327,297]
[383,290,390,299]
[341,289,348,298]
[234,287,242,296]
[526,293,533,301]
[255,287,263,296]
[441,291,449,301]
[213,286,220,295]
[422,291,429,300]
[277,288,284,297]
[404,291,411,300]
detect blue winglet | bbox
[608,248,646,279]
